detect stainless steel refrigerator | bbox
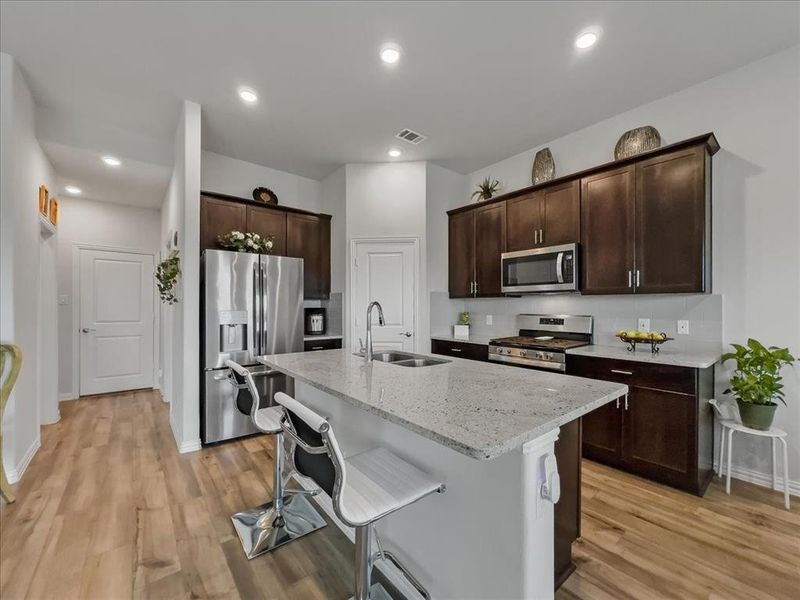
[201,250,304,444]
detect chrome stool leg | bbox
[231,432,326,559]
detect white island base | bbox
[290,380,561,600]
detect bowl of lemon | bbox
[616,330,672,353]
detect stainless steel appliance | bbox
[304,307,326,335]
[489,314,592,372]
[201,250,304,444]
[501,243,579,294]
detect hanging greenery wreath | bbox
[156,250,180,305]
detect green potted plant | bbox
[471,177,500,202]
[721,338,795,430]
[156,251,180,305]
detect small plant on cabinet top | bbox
[471,177,500,202]
[156,251,180,305]
[722,338,795,430]
[459,312,471,326]
[217,231,273,254]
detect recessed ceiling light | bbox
[380,43,401,65]
[575,30,599,49]
[387,148,402,158]
[238,87,258,104]
[64,185,82,195]
[102,155,121,167]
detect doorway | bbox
[77,247,156,395]
[351,238,419,353]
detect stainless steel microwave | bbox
[501,243,579,293]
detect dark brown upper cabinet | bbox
[474,202,506,296]
[247,205,287,256]
[634,145,709,293]
[448,210,475,298]
[200,195,246,251]
[582,142,712,295]
[447,202,506,298]
[286,212,331,300]
[200,192,331,299]
[580,165,637,294]
[507,180,580,252]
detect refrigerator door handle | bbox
[261,262,268,355]
[252,262,261,356]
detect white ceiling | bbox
[2,1,798,207]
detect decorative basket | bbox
[614,126,662,160]
[616,332,673,354]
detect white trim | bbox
[6,436,41,484]
[71,243,159,398]
[713,460,800,497]
[59,393,76,402]
[293,474,427,600]
[178,439,202,454]
[349,237,420,353]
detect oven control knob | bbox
[545,352,553,360]
[520,350,527,357]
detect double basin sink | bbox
[358,351,450,368]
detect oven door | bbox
[501,243,578,293]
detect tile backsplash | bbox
[430,291,722,350]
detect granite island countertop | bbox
[258,349,627,460]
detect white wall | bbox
[0,52,57,483]
[160,100,202,453]
[464,47,800,486]
[344,163,429,351]
[201,151,321,213]
[55,197,161,399]
[426,163,468,293]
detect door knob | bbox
[398,332,413,338]
[81,328,96,333]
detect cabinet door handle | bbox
[450,348,462,353]
[311,346,324,350]
[534,229,539,244]
[611,369,633,375]
[624,394,629,411]
[539,229,544,245]
[628,270,632,288]
[636,270,641,288]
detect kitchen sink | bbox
[354,351,450,367]
[393,357,449,368]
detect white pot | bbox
[453,325,470,340]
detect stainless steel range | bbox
[489,314,593,372]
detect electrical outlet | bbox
[58,295,69,306]
[638,318,650,332]
[486,314,493,325]
[677,320,690,335]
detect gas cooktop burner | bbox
[489,335,589,351]
[488,314,593,372]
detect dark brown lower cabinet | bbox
[554,418,581,590]
[304,338,342,352]
[430,339,488,361]
[568,354,714,496]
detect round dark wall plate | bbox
[253,187,278,205]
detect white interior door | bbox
[79,249,155,395]
[352,239,417,352]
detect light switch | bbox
[58,295,70,306]
[638,318,650,332]
[677,320,690,335]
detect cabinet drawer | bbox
[567,354,696,395]
[304,338,342,352]
[431,339,488,362]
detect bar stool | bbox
[275,391,445,600]
[225,360,326,558]
[710,398,791,509]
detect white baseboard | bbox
[6,437,41,484]
[714,460,799,497]
[59,392,77,401]
[178,438,202,454]
[294,475,426,600]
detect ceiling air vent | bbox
[395,128,427,145]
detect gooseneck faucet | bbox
[365,301,385,362]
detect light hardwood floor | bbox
[1,390,798,600]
